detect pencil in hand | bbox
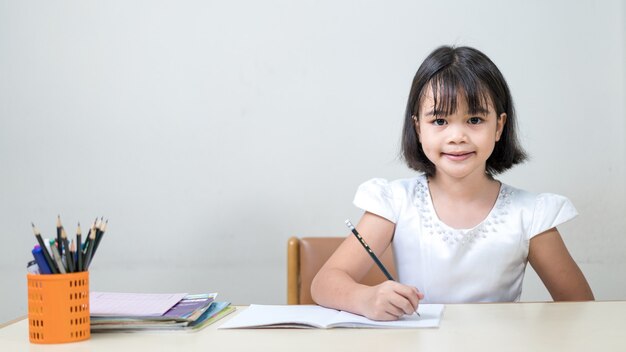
[345,219,394,280]
[344,219,420,317]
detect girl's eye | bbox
[468,117,483,125]
[433,119,447,126]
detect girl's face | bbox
[415,87,506,181]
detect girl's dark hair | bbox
[401,45,527,176]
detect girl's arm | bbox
[528,227,594,301]
[310,211,423,321]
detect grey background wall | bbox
[1,0,624,323]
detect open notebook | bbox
[218,304,444,329]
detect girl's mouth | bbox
[442,152,474,161]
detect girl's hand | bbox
[358,281,424,321]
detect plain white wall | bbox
[1,0,624,323]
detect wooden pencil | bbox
[92,219,107,258]
[31,223,59,274]
[83,223,97,270]
[61,227,74,273]
[56,215,63,257]
[50,242,66,274]
[76,223,83,272]
[69,239,76,272]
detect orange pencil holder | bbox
[27,271,90,344]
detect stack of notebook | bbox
[90,292,235,332]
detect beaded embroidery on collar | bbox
[413,176,514,245]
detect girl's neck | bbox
[427,171,497,202]
[426,172,501,229]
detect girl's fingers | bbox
[369,282,423,320]
[392,284,421,313]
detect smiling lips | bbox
[442,151,475,161]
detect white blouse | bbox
[353,175,577,303]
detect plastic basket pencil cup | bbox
[27,271,90,344]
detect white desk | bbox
[1,301,624,351]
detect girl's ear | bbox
[412,115,421,140]
[496,113,507,141]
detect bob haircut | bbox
[402,46,527,176]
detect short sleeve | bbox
[528,193,578,239]
[353,178,399,223]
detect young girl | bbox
[310,45,594,321]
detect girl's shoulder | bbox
[357,175,426,199]
[502,182,575,209]
[500,182,578,237]
[354,176,426,224]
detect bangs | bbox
[419,68,493,117]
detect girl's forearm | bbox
[311,267,370,314]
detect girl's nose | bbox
[446,124,468,143]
